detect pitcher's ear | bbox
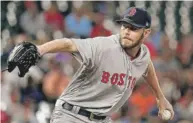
[144,28,151,38]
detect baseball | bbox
[161,110,172,120]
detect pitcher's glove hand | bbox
[7,42,41,77]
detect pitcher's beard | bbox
[120,33,144,49]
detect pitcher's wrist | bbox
[37,45,44,56]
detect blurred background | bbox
[1,1,193,123]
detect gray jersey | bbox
[57,34,150,116]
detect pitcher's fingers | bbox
[158,109,163,119]
[169,109,175,120]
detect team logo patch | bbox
[128,8,136,16]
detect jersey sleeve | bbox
[142,62,149,77]
[70,37,103,66]
[141,44,151,78]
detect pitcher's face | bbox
[120,23,150,49]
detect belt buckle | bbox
[89,113,104,121]
[89,113,96,121]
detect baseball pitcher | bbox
[7,7,174,123]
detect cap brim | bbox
[116,18,145,28]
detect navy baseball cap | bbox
[116,7,151,28]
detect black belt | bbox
[62,102,106,121]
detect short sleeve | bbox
[71,37,103,66]
[142,64,149,77]
[141,45,151,78]
[70,35,118,67]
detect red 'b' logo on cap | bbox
[128,8,136,16]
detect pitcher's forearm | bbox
[37,39,66,55]
[147,76,165,100]
[153,84,165,100]
[37,38,77,55]
[145,60,165,100]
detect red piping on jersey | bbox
[127,47,141,61]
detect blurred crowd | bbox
[1,1,193,123]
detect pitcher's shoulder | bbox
[141,44,150,52]
[141,44,151,58]
[93,34,119,42]
[108,34,120,43]
[92,34,120,48]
